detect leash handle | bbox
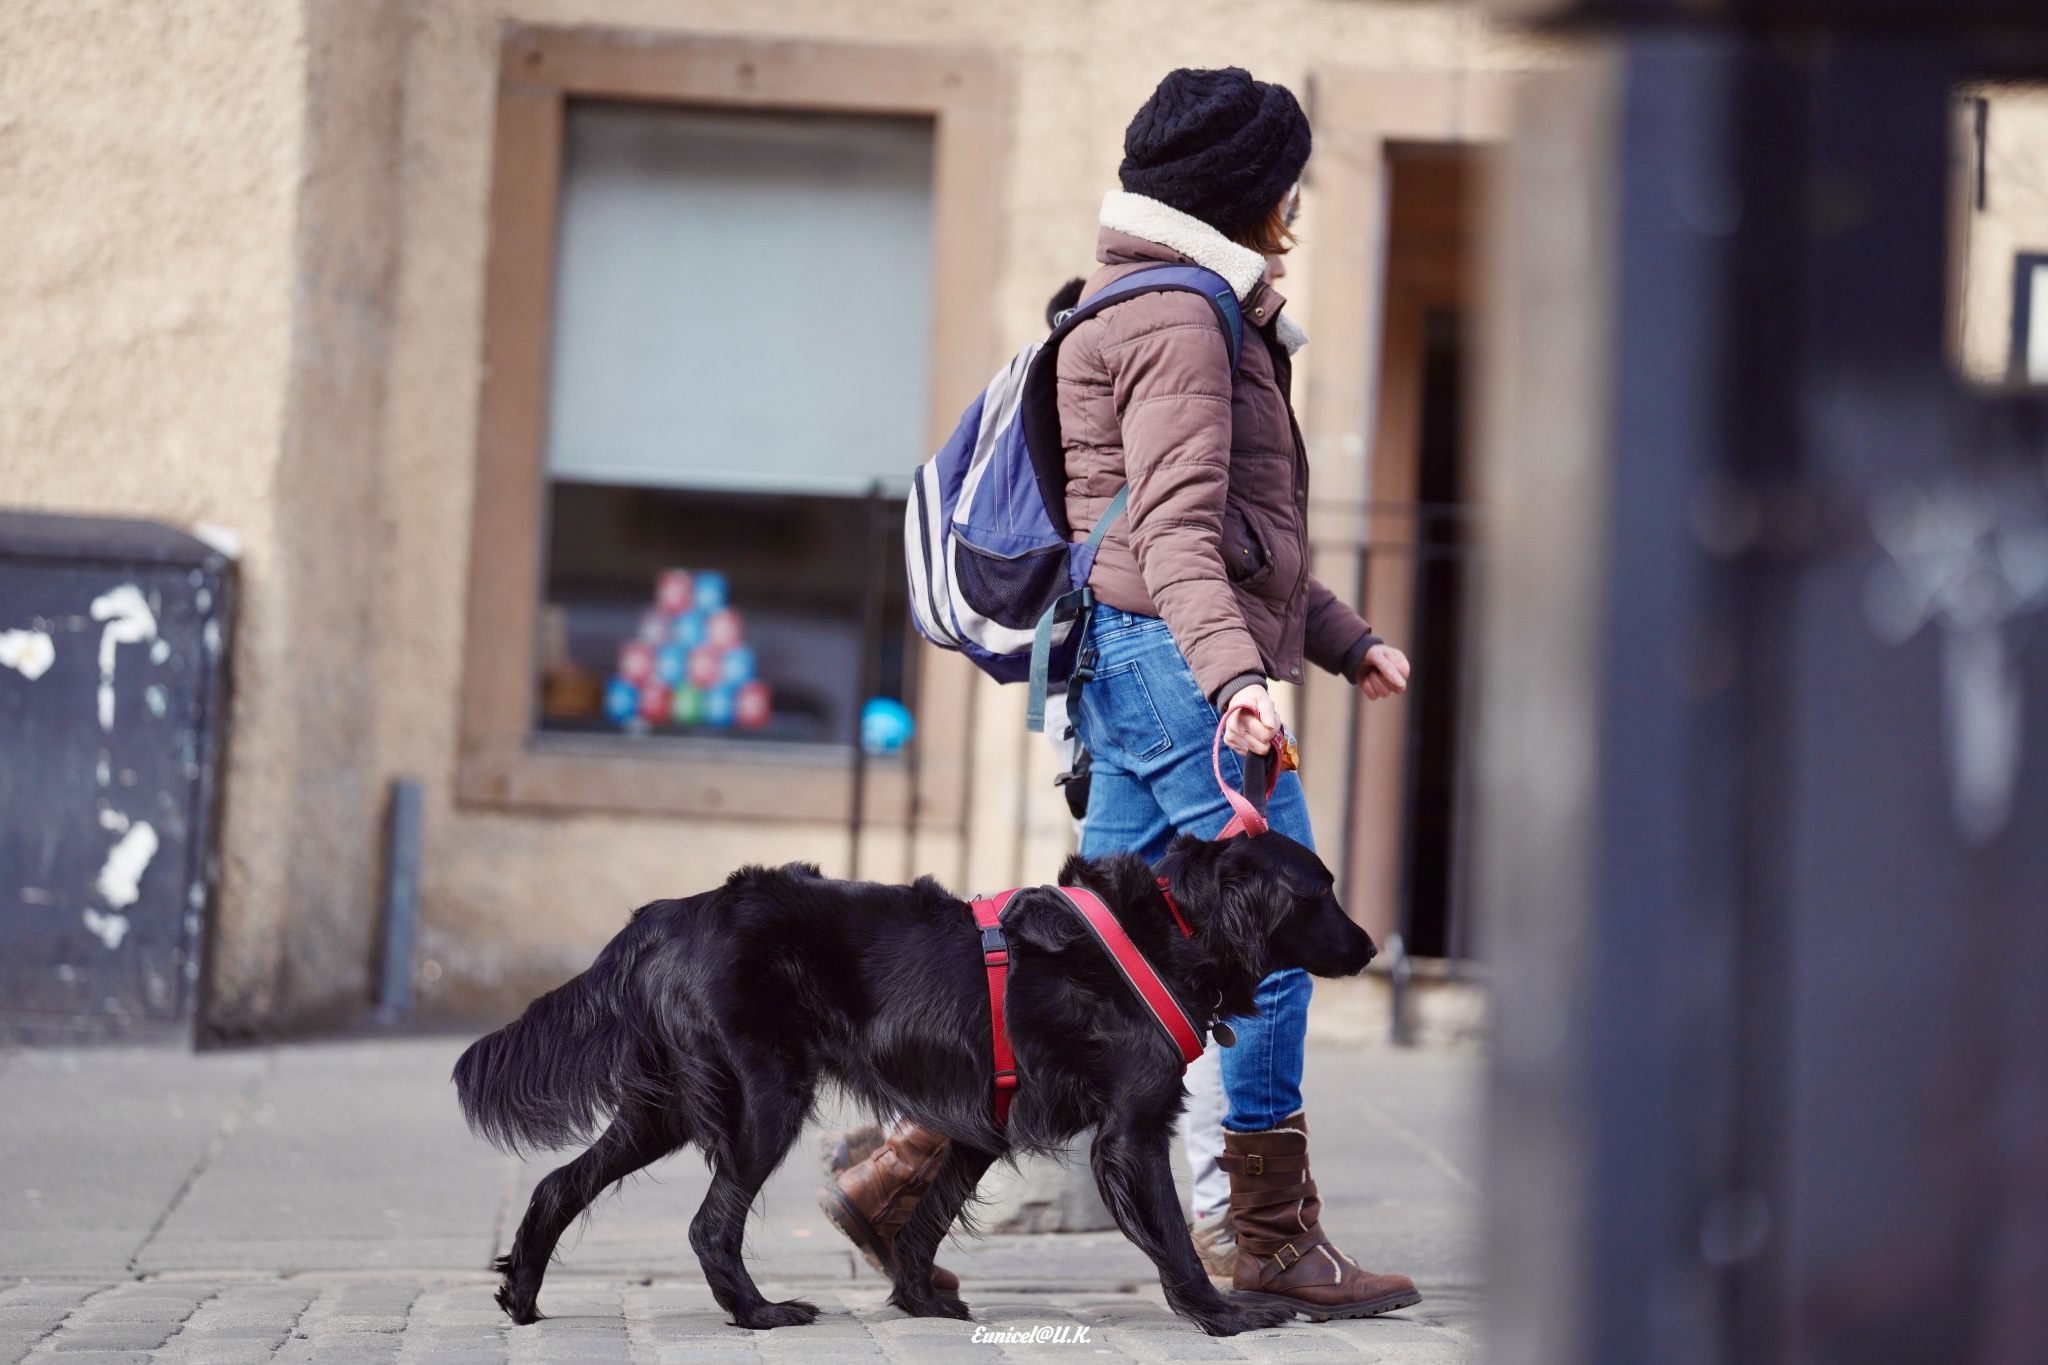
[1211,704,1283,838]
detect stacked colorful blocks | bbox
[603,570,773,731]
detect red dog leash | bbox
[1212,702,1283,838]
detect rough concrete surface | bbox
[0,1035,1481,1362]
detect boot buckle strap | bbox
[1273,1242,1301,1270]
[1229,1180,1317,1213]
[1218,1151,1307,1175]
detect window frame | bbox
[457,26,1004,824]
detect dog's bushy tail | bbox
[453,925,661,1153]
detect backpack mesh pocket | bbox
[952,539,1070,632]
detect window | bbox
[536,103,928,746]
[458,29,1002,822]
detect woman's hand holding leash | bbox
[1221,684,1282,756]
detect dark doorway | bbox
[1399,307,1472,960]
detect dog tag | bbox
[1212,1021,1236,1048]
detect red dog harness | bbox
[968,884,1205,1128]
[968,708,1284,1126]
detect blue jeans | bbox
[1072,605,1311,1133]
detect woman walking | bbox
[823,67,1417,1321]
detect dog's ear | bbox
[1206,838,1298,978]
[1000,886,1084,955]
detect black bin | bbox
[0,513,236,1043]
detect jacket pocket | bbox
[1220,504,1274,587]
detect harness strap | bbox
[1056,886,1205,1066]
[969,890,1021,1127]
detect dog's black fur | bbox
[453,830,1376,1336]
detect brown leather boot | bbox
[1220,1114,1420,1321]
[817,1119,961,1293]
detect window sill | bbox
[456,733,914,823]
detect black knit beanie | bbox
[1119,67,1310,239]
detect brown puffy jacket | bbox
[1058,223,1376,702]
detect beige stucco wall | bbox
[3,0,1542,1030]
[0,0,410,1034]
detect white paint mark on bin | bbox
[0,629,54,680]
[82,908,129,951]
[89,586,157,731]
[95,820,157,911]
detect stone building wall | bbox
[3,0,1543,1030]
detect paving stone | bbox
[67,1295,212,1325]
[1117,1330,1247,1360]
[0,1285,100,1310]
[47,1321,190,1352]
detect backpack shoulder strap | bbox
[1019,264,1247,546]
[1052,263,1244,370]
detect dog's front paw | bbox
[494,1281,544,1326]
[733,1298,819,1329]
[1195,1300,1293,1336]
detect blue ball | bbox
[702,683,737,728]
[860,697,915,754]
[720,644,756,686]
[694,572,729,612]
[670,609,707,650]
[603,677,640,725]
[654,644,687,687]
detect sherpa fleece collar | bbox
[1099,190,1268,303]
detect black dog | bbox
[453,830,1376,1336]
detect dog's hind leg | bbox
[688,1080,818,1330]
[496,1108,680,1325]
[1090,1124,1292,1338]
[886,1142,996,1320]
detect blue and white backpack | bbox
[904,264,1243,730]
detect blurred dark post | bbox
[376,778,423,1023]
[1476,3,2048,1363]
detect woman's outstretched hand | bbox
[1361,644,1410,700]
[1222,684,1282,756]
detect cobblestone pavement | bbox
[0,1034,1482,1363]
[2,1277,1480,1363]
